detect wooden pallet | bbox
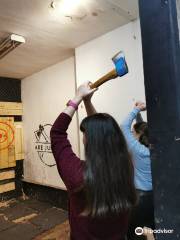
[0,102,24,195]
[0,102,23,116]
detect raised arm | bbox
[136,112,144,123]
[50,82,97,192]
[121,101,148,155]
[83,99,97,116]
[50,112,83,192]
[83,85,97,116]
[121,107,141,132]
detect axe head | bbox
[112,51,129,77]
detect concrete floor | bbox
[0,198,69,240]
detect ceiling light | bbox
[51,0,84,15]
[0,34,25,60]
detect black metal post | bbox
[139,0,180,239]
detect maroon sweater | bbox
[50,112,128,240]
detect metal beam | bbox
[139,0,180,239]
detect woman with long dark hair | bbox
[50,82,137,239]
[121,102,154,240]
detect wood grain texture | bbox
[0,102,23,116]
[0,170,15,180]
[0,117,16,169]
[0,182,15,193]
[14,122,24,160]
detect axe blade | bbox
[112,51,129,77]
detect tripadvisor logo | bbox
[135,227,144,236]
[135,227,174,236]
[34,124,56,167]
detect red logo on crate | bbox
[0,121,14,151]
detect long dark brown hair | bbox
[80,113,137,218]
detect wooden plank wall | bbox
[0,170,15,180]
[0,102,23,116]
[14,122,24,161]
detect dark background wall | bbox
[0,77,21,102]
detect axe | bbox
[90,51,128,89]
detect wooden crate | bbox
[0,117,16,169]
[0,102,23,116]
